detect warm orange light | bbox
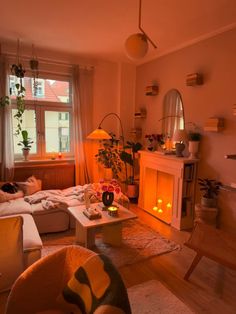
[158,208,163,213]
[157,198,163,204]
[153,206,158,211]
[166,202,172,209]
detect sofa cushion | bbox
[20,214,42,252]
[0,198,32,217]
[17,176,42,196]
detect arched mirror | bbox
[162,89,185,140]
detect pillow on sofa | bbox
[17,176,42,196]
[0,190,24,203]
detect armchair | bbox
[0,216,25,293]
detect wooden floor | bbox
[120,204,236,314]
[1,204,236,313]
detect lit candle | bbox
[158,208,163,213]
[108,205,118,216]
[157,198,163,205]
[153,206,158,211]
[166,202,172,210]
[58,152,62,158]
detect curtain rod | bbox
[3,51,94,69]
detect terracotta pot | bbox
[126,184,139,199]
[201,197,217,208]
[104,168,113,181]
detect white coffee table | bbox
[68,202,137,248]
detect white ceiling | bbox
[1,0,236,64]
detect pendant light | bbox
[125,0,157,60]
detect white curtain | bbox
[0,54,14,181]
[73,66,94,185]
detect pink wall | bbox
[136,28,236,232]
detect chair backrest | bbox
[0,216,24,292]
[5,245,95,314]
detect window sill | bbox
[14,158,75,168]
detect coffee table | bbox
[68,202,137,248]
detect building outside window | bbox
[10,74,73,159]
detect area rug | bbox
[128,280,193,314]
[42,219,180,268]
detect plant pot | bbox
[104,168,113,181]
[22,148,30,161]
[126,184,139,199]
[201,196,217,208]
[188,141,199,159]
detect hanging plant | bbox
[13,83,26,135]
[0,39,27,136]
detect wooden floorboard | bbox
[118,204,236,313]
[1,204,235,313]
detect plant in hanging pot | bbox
[198,178,222,208]
[17,130,33,161]
[120,141,143,199]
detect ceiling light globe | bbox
[125,33,148,60]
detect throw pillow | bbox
[61,254,131,314]
[17,176,42,196]
[0,190,24,203]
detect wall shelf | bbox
[145,85,158,96]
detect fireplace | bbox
[138,151,198,230]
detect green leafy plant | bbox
[198,178,222,199]
[1,63,26,136]
[13,83,26,135]
[188,132,201,141]
[17,130,33,149]
[120,141,142,184]
[95,133,122,179]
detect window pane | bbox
[12,109,37,154]
[9,76,70,103]
[45,111,70,153]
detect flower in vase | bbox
[93,179,122,201]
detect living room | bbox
[0,0,236,313]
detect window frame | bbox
[10,73,74,160]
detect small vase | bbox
[188,141,199,159]
[102,191,114,207]
[22,148,30,161]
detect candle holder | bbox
[107,205,119,217]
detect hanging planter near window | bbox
[30,44,39,97]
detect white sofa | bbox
[0,178,129,234]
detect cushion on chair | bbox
[0,216,25,292]
[62,254,131,314]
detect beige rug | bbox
[128,280,193,314]
[42,220,180,268]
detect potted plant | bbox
[120,141,142,199]
[95,133,122,180]
[188,131,201,159]
[198,178,222,207]
[17,130,33,161]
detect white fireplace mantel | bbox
[138,151,198,230]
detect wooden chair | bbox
[184,222,236,280]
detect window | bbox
[10,74,73,159]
